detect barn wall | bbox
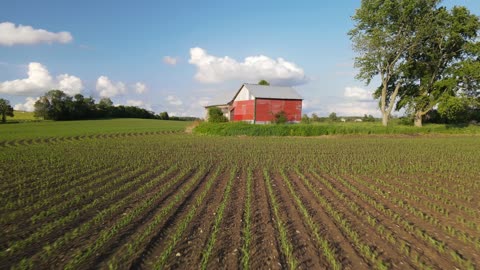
[232,100,255,121]
[255,99,302,123]
[233,86,252,102]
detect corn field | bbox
[1,129,479,269]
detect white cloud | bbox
[0,22,73,46]
[166,95,183,106]
[95,76,126,98]
[163,56,178,65]
[188,47,308,85]
[0,62,83,96]
[327,102,379,117]
[344,86,373,101]
[133,82,147,94]
[325,86,379,116]
[14,97,39,112]
[57,74,84,96]
[126,99,152,110]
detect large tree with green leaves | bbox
[34,90,73,120]
[396,6,480,126]
[349,0,441,126]
[0,98,14,123]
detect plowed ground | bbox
[1,133,479,269]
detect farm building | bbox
[205,83,303,124]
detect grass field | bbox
[5,111,40,122]
[0,118,190,141]
[1,119,479,269]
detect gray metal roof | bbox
[243,84,303,100]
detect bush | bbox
[207,107,228,123]
[193,121,480,136]
[301,114,310,124]
[274,111,288,124]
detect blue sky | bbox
[0,0,478,117]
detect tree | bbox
[349,0,440,126]
[396,6,480,126]
[72,94,96,119]
[328,112,338,122]
[33,90,156,121]
[159,111,170,120]
[362,114,375,122]
[301,114,310,124]
[0,98,14,123]
[311,113,320,122]
[437,95,477,123]
[97,98,114,118]
[207,107,228,123]
[274,111,288,124]
[34,90,73,120]
[258,80,270,86]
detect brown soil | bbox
[3,166,479,270]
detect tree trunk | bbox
[1,113,5,123]
[414,112,423,127]
[382,113,388,126]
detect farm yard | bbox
[1,120,480,270]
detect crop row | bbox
[314,169,475,270]
[0,130,180,148]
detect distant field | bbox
[0,118,191,141]
[1,119,479,269]
[6,111,40,122]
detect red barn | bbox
[205,83,303,124]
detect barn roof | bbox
[243,84,303,100]
[204,83,303,108]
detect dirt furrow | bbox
[205,169,246,269]
[5,167,176,268]
[311,170,449,269]
[87,168,202,269]
[159,168,232,269]
[330,172,475,269]
[286,170,365,269]
[372,173,480,235]
[267,170,329,269]
[130,166,223,269]
[249,168,282,270]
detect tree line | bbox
[0,90,198,122]
[350,0,480,127]
[33,90,157,120]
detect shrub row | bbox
[194,122,480,136]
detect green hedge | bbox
[193,122,480,136]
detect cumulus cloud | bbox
[133,82,147,94]
[326,86,379,116]
[163,56,178,65]
[126,99,152,110]
[327,102,379,117]
[57,74,84,96]
[14,97,39,112]
[0,22,73,46]
[0,62,83,96]
[95,76,126,98]
[166,95,183,106]
[344,86,373,101]
[188,47,308,86]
